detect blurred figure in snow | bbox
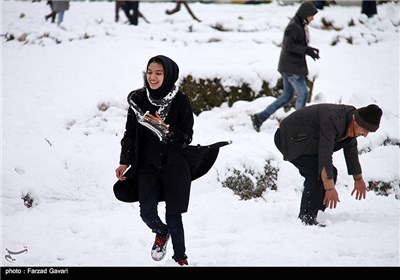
[52,0,70,27]
[115,1,150,25]
[45,1,56,23]
[165,1,201,22]
[121,1,140,25]
[361,0,378,18]
[251,2,319,132]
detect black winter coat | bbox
[114,88,227,214]
[278,2,318,76]
[278,104,362,180]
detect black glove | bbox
[306,47,320,60]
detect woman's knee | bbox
[139,203,158,222]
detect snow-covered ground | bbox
[2,0,399,267]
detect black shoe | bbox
[250,114,261,132]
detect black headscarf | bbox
[145,55,179,100]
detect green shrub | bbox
[222,168,259,200]
[367,180,400,199]
[221,160,279,200]
[179,75,314,115]
[180,75,226,115]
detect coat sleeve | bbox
[318,117,339,180]
[119,92,139,165]
[343,139,362,175]
[167,94,194,145]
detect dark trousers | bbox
[139,184,186,259]
[361,0,377,18]
[274,129,337,221]
[122,1,139,25]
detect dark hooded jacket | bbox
[278,103,362,180]
[278,2,318,76]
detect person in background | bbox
[361,0,377,18]
[115,1,150,25]
[115,55,194,266]
[251,2,319,132]
[122,1,140,25]
[165,1,201,22]
[274,103,383,226]
[312,1,328,10]
[52,0,70,27]
[45,1,56,23]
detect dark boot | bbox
[299,214,325,227]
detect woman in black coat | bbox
[115,55,193,266]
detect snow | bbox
[1,0,399,268]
